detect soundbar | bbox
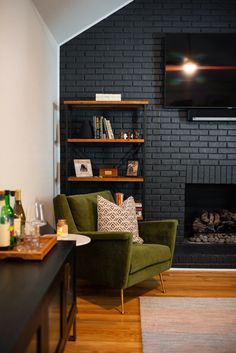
[188,109,236,121]
[191,116,236,121]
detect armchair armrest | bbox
[138,220,178,257]
[76,231,133,289]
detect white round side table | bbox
[57,233,91,247]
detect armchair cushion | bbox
[67,190,114,231]
[130,244,171,274]
[97,195,143,244]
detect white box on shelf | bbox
[95,93,121,101]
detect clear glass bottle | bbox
[0,191,10,250]
[57,219,68,236]
[13,189,26,237]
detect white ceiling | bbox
[32,0,133,45]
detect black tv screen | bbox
[164,34,236,108]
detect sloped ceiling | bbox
[32,0,133,45]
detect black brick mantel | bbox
[60,0,236,268]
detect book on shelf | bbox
[92,116,114,139]
[99,116,104,139]
[115,192,124,206]
[105,119,114,139]
[103,118,109,138]
[135,201,143,219]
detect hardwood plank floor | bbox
[65,270,236,353]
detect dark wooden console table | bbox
[0,241,76,353]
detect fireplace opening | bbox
[185,184,236,244]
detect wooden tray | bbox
[0,236,57,260]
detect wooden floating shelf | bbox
[68,176,144,182]
[67,138,144,143]
[63,100,149,108]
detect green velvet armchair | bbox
[53,190,178,314]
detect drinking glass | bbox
[26,202,46,228]
[22,203,46,251]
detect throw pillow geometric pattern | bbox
[97,195,144,244]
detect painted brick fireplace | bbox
[60,0,236,267]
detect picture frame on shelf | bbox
[74,159,93,177]
[126,160,139,177]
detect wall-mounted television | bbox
[164,33,236,109]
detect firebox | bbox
[184,184,236,244]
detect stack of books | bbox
[93,116,114,139]
[135,201,143,219]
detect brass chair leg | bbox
[159,273,166,293]
[120,289,125,314]
[68,315,76,341]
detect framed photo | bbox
[74,159,93,177]
[126,160,139,177]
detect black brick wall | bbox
[60,0,236,266]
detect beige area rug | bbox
[140,297,236,353]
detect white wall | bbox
[0,0,59,225]
[32,0,133,45]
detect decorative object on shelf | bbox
[99,167,118,177]
[74,159,93,177]
[127,131,133,139]
[127,160,139,177]
[78,120,94,138]
[119,130,125,139]
[95,93,121,101]
[115,192,124,206]
[119,130,140,140]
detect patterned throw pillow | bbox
[97,195,144,244]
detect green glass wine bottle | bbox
[2,190,15,248]
[0,191,10,250]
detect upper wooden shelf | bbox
[67,138,144,143]
[63,100,149,108]
[68,176,144,182]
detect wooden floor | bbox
[65,270,236,353]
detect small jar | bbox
[57,219,68,236]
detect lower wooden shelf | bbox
[68,176,144,182]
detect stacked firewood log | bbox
[193,209,236,234]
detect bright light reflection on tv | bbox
[164,34,236,108]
